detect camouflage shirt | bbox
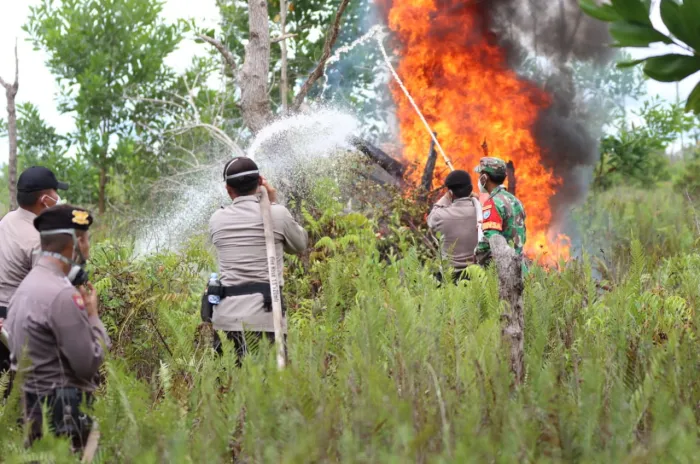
[475,186,526,265]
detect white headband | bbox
[225,169,259,180]
[39,228,77,237]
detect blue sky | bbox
[0,0,698,165]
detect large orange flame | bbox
[380,0,570,265]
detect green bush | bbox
[674,157,700,201]
[0,186,698,462]
[571,186,699,282]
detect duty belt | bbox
[218,283,284,313]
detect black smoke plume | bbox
[484,0,613,221]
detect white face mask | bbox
[41,194,64,208]
[478,175,488,194]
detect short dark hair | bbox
[487,172,507,185]
[40,233,74,253]
[450,185,473,199]
[226,176,259,196]
[223,159,260,196]
[17,190,42,208]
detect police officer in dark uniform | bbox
[0,166,69,380]
[5,205,109,451]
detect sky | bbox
[0,0,220,165]
[0,0,698,166]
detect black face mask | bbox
[40,251,89,286]
[67,265,89,286]
[69,246,89,286]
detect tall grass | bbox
[0,185,698,463]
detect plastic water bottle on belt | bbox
[207,273,221,305]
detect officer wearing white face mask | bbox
[0,166,68,379]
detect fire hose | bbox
[375,32,483,242]
[259,187,287,370]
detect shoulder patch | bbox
[483,221,503,231]
[72,294,86,311]
[483,210,491,220]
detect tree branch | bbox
[271,33,296,44]
[198,34,237,74]
[291,0,351,112]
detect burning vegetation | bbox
[378,0,578,264]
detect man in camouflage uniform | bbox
[474,157,527,265]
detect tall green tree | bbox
[579,0,700,113]
[25,0,181,213]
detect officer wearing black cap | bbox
[0,166,68,382]
[208,157,307,362]
[5,205,109,451]
[427,170,481,282]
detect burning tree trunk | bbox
[349,137,406,181]
[420,132,438,194]
[506,161,516,196]
[0,42,19,211]
[489,234,524,386]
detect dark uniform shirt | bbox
[5,257,110,395]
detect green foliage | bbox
[1,185,699,461]
[579,0,700,113]
[24,0,182,212]
[1,103,98,205]
[211,0,386,134]
[673,155,700,199]
[572,185,699,281]
[594,99,694,190]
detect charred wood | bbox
[420,132,438,197]
[506,161,516,196]
[350,137,406,180]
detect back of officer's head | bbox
[444,170,473,199]
[35,205,93,257]
[223,157,261,197]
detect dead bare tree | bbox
[489,234,525,386]
[0,41,19,211]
